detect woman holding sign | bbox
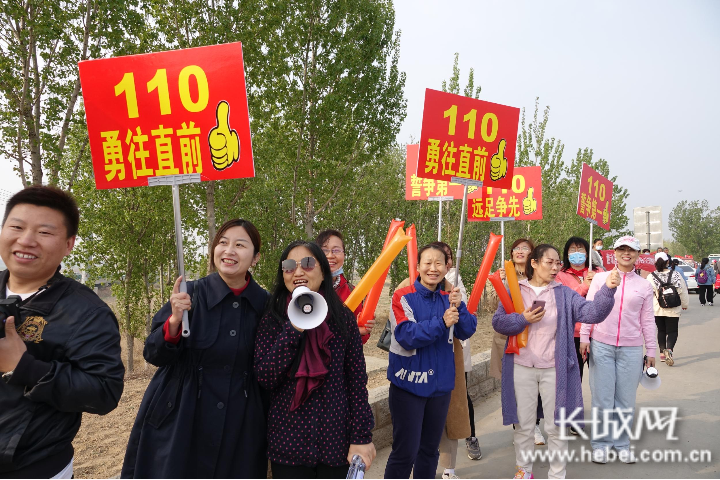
[316,229,375,343]
[493,244,618,479]
[122,219,269,479]
[555,236,603,384]
[254,240,375,479]
[384,243,477,479]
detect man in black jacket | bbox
[0,186,124,478]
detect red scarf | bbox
[288,294,334,412]
[566,266,587,279]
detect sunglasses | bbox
[281,256,317,274]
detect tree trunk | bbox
[125,257,134,372]
[206,181,216,270]
[143,261,152,337]
[304,194,314,239]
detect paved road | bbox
[367,294,720,478]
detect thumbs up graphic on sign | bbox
[522,187,537,215]
[208,101,240,171]
[490,139,508,181]
[602,201,610,225]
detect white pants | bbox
[513,364,567,479]
[438,425,459,469]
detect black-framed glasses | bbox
[281,257,317,274]
[321,248,344,256]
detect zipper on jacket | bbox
[616,273,626,346]
[197,366,203,399]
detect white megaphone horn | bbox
[288,286,327,330]
[640,364,661,390]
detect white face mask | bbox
[595,245,603,251]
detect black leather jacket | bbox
[0,269,125,477]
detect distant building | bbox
[633,206,663,251]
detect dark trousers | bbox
[465,372,475,438]
[699,285,714,305]
[574,336,586,381]
[271,462,348,479]
[384,384,452,479]
[655,316,679,351]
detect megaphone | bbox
[288,286,327,330]
[640,365,661,390]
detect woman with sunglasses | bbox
[316,229,375,343]
[122,219,269,479]
[254,241,375,479]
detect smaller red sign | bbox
[405,144,483,200]
[576,163,613,231]
[417,89,520,189]
[600,250,655,272]
[467,166,542,222]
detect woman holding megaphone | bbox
[254,240,375,479]
[122,219,269,479]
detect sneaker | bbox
[442,472,459,479]
[513,466,534,479]
[466,436,482,460]
[534,425,546,445]
[665,348,674,366]
[592,447,608,464]
[569,425,581,436]
[617,448,637,464]
[710,303,714,306]
[660,351,666,361]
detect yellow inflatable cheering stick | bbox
[504,260,528,348]
[208,100,240,170]
[344,228,411,312]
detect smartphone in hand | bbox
[531,300,546,311]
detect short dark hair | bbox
[657,247,663,252]
[3,186,79,238]
[316,229,345,251]
[562,236,590,271]
[429,241,453,262]
[209,219,261,272]
[642,249,651,254]
[593,238,603,245]
[526,244,560,280]
[417,243,449,265]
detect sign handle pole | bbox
[172,184,191,338]
[589,221,593,271]
[438,199,443,241]
[450,185,470,344]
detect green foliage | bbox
[669,200,720,259]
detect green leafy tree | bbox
[669,200,720,259]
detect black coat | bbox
[0,270,124,478]
[121,273,269,479]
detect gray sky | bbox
[395,0,720,239]
[1,0,718,241]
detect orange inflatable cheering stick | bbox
[504,260,529,348]
[467,233,502,314]
[488,271,519,354]
[345,228,411,312]
[357,220,405,326]
[406,224,418,284]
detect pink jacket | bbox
[580,270,657,357]
[514,280,559,369]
